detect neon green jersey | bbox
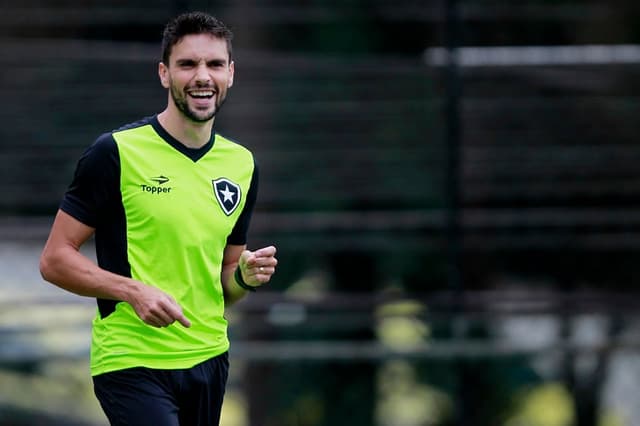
[61,116,257,375]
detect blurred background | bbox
[2,0,640,425]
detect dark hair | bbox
[161,11,233,64]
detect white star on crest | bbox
[220,184,235,203]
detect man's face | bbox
[159,34,234,123]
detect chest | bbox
[116,138,249,238]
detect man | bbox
[39,11,277,426]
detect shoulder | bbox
[112,116,155,134]
[110,116,157,145]
[86,116,154,154]
[80,116,153,165]
[79,132,118,166]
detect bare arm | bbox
[40,209,190,328]
[221,244,277,306]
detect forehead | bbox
[169,33,229,63]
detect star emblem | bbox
[220,184,235,203]
[212,178,242,216]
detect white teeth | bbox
[190,91,214,97]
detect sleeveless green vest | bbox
[90,123,254,375]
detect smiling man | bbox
[39,11,277,426]
[161,28,233,127]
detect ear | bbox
[158,62,170,89]
[227,61,235,88]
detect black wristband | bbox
[234,267,257,292]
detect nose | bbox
[194,63,211,85]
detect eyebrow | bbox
[174,57,229,66]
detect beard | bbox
[169,82,227,123]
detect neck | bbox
[157,109,214,149]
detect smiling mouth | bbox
[188,89,215,99]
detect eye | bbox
[208,60,227,68]
[176,60,197,68]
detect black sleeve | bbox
[227,161,259,245]
[60,133,120,228]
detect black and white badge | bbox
[212,178,241,216]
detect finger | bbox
[248,254,277,273]
[149,311,190,328]
[176,313,191,328]
[145,317,163,328]
[149,308,175,327]
[135,308,163,328]
[163,302,191,328]
[253,245,277,258]
[257,266,274,275]
[265,257,278,267]
[146,310,177,328]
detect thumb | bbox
[240,249,253,267]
